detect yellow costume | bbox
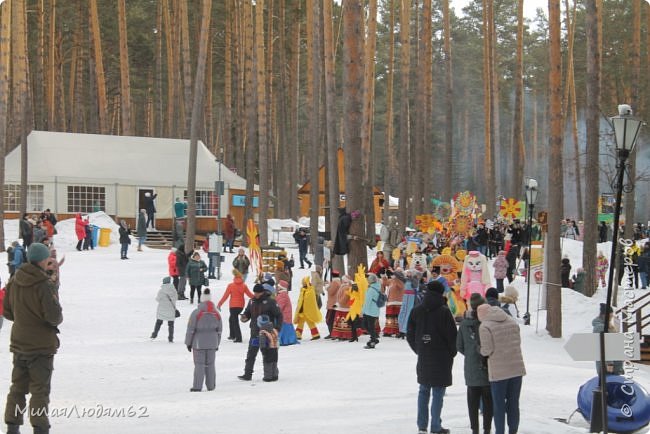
[430,254,466,317]
[293,277,323,340]
[346,265,368,321]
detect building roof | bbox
[5,131,249,190]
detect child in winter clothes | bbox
[560,257,572,288]
[492,251,508,293]
[275,280,298,346]
[185,288,222,391]
[257,314,279,382]
[500,286,519,319]
[151,276,178,342]
[596,251,609,288]
[457,293,493,434]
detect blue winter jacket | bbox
[362,282,382,318]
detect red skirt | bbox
[331,310,361,340]
[382,304,401,336]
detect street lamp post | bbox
[592,104,643,434]
[215,148,224,280]
[523,178,538,326]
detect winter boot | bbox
[295,328,303,340]
[151,320,162,339]
[272,363,279,381]
[33,426,49,434]
[6,424,20,434]
[364,341,376,349]
[168,322,174,343]
[310,328,320,340]
[262,362,274,382]
[237,373,252,381]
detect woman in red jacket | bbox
[74,213,88,251]
[168,247,180,292]
[217,270,254,342]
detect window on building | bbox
[184,190,219,216]
[3,184,44,212]
[67,186,106,213]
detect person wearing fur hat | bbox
[4,242,63,434]
[185,288,222,391]
[407,280,457,434]
[217,270,254,343]
[276,280,298,345]
[151,277,178,342]
[257,315,280,381]
[324,271,341,338]
[293,277,323,340]
[361,273,383,349]
[500,286,520,319]
[492,250,508,293]
[237,283,282,381]
[477,304,526,434]
[457,294,493,434]
[383,270,405,337]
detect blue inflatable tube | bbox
[577,375,650,433]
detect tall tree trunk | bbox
[117,0,132,135]
[275,0,290,218]
[256,0,269,246]
[398,0,410,232]
[288,0,301,219]
[306,0,320,253]
[623,0,640,241]
[489,3,501,200]
[546,0,563,338]
[362,0,377,246]
[323,0,341,271]
[511,0,525,199]
[12,0,28,215]
[442,0,452,202]
[34,0,45,131]
[383,0,395,224]
[224,0,233,166]
[422,0,433,211]
[583,0,600,298]
[155,1,163,137]
[342,0,366,273]
[482,0,495,216]
[184,0,212,254]
[0,1,11,250]
[47,0,56,130]
[89,0,108,134]
[162,0,177,137]
[179,0,192,137]
[243,0,257,234]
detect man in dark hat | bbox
[406,280,457,434]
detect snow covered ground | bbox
[0,215,649,434]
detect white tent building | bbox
[3,131,259,231]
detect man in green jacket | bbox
[3,243,63,434]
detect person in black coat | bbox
[293,229,312,269]
[333,208,352,256]
[407,280,458,434]
[505,244,520,283]
[175,245,189,300]
[598,221,608,243]
[237,284,283,381]
[560,257,572,288]
[144,192,158,229]
[118,220,131,259]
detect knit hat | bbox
[476,304,490,322]
[257,314,271,328]
[470,293,486,311]
[263,283,275,294]
[201,288,211,302]
[393,269,406,282]
[277,280,289,291]
[485,287,499,300]
[162,276,171,284]
[27,243,50,263]
[253,283,265,293]
[426,280,445,295]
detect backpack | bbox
[376,291,387,308]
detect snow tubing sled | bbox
[577,375,650,433]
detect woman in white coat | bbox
[151,276,178,342]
